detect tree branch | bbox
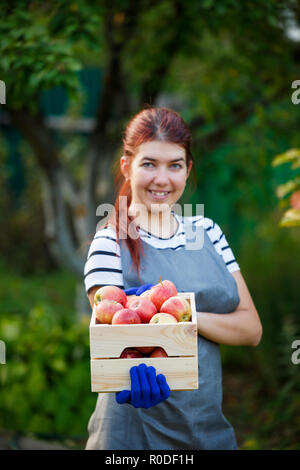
[8,108,85,277]
[139,0,189,106]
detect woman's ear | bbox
[186,160,193,179]
[120,155,130,181]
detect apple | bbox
[128,297,157,323]
[149,312,178,324]
[150,347,168,358]
[139,290,151,300]
[111,308,142,325]
[135,346,156,354]
[125,295,139,308]
[94,285,127,307]
[149,279,177,311]
[159,280,177,297]
[160,296,192,322]
[95,299,124,324]
[120,348,144,358]
[291,190,300,209]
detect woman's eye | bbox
[142,162,182,169]
[142,162,154,167]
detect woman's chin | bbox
[148,202,171,214]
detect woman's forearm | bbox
[197,309,263,347]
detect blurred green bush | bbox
[0,262,95,442]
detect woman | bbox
[84,106,262,450]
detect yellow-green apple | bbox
[150,347,168,357]
[149,279,177,311]
[120,348,144,358]
[95,299,124,324]
[127,297,157,323]
[111,308,142,325]
[135,346,156,354]
[160,296,192,322]
[94,285,127,307]
[149,312,178,324]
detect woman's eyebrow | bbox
[141,156,185,162]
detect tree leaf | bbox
[276,176,300,199]
[291,159,300,170]
[279,208,300,227]
[272,149,300,167]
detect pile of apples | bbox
[93,279,192,359]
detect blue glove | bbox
[124,283,154,296]
[116,363,170,409]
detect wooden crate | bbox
[89,292,198,392]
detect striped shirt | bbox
[84,213,240,294]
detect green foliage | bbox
[0,1,102,111]
[0,262,95,440]
[1,0,295,114]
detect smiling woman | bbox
[84,105,262,451]
[119,140,192,237]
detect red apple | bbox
[150,347,168,358]
[95,299,124,324]
[291,190,300,209]
[94,285,127,307]
[159,280,177,297]
[149,312,178,324]
[160,296,192,322]
[125,295,139,308]
[128,297,157,323]
[111,308,142,325]
[135,346,156,354]
[140,290,151,300]
[120,348,144,358]
[149,279,177,311]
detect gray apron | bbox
[86,221,240,450]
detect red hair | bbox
[105,106,194,280]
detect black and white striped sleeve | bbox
[204,218,240,273]
[83,227,124,294]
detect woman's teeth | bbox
[149,191,169,196]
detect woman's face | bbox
[120,140,192,215]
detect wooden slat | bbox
[91,356,199,392]
[90,322,197,358]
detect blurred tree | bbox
[0,0,300,283]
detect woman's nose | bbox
[153,167,169,185]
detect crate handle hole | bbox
[120,347,168,358]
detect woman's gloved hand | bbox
[124,283,153,296]
[115,363,170,409]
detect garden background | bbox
[0,0,299,450]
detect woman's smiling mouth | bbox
[148,190,171,200]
